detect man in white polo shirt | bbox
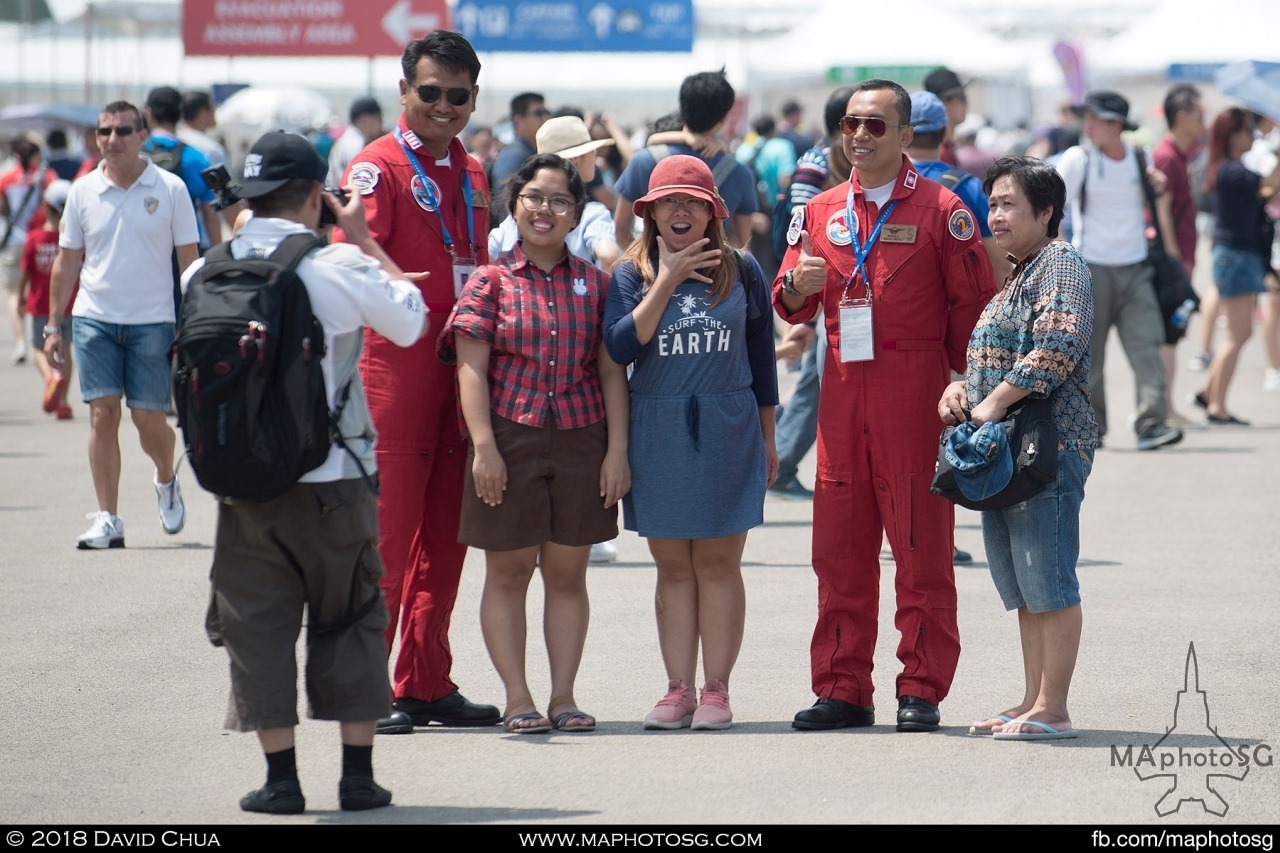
[44,100,199,549]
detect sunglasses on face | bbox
[839,116,906,138]
[517,193,574,216]
[410,84,472,107]
[525,107,551,119]
[96,125,136,138]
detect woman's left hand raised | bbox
[657,236,721,285]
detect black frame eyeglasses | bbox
[96,125,136,138]
[517,193,574,216]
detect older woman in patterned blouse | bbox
[937,156,1099,742]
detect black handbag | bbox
[1135,148,1199,345]
[930,395,1059,511]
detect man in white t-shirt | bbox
[1055,91,1183,451]
[44,100,199,550]
[182,130,427,815]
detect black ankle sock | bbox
[341,744,374,779]
[264,747,298,785]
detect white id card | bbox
[452,262,477,299]
[838,299,874,362]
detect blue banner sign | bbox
[455,0,694,53]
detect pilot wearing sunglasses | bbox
[774,79,997,735]
[334,31,502,735]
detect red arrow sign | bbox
[183,0,449,57]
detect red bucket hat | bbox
[633,154,730,220]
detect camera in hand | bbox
[202,164,350,227]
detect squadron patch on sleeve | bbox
[948,208,976,241]
[348,162,381,195]
[786,208,805,246]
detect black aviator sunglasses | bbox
[409,84,472,107]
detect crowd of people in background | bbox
[3,31,1279,813]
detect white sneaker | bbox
[77,511,125,550]
[154,464,186,535]
[589,542,618,563]
[1187,352,1211,371]
[10,341,28,365]
[1264,368,1280,393]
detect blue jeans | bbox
[982,447,1093,614]
[72,318,175,411]
[775,324,824,484]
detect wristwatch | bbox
[42,324,61,339]
[782,270,800,297]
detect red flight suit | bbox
[774,157,996,707]
[341,117,490,703]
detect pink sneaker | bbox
[643,679,696,730]
[691,678,732,730]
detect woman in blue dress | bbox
[604,155,778,731]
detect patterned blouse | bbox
[964,240,1099,451]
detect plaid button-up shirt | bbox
[441,244,608,430]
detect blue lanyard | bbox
[395,129,475,258]
[844,188,898,298]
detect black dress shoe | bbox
[375,710,413,735]
[395,690,501,727]
[339,776,393,811]
[896,696,941,732]
[792,698,875,730]
[239,778,305,814]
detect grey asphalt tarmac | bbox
[1,304,1276,828]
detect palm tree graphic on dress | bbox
[1135,643,1250,817]
[677,294,701,316]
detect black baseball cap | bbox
[924,67,967,100]
[1073,90,1139,131]
[238,131,327,199]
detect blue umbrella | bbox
[1216,60,1280,123]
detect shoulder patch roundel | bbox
[786,208,805,246]
[948,208,976,241]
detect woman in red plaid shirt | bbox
[440,153,631,734]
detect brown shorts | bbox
[460,415,618,551]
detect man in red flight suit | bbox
[774,80,996,732]
[340,31,500,733]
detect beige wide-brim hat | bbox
[536,116,615,159]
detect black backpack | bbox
[172,233,337,501]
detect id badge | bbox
[838,299,874,362]
[452,260,477,299]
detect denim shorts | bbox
[1212,245,1267,298]
[72,317,174,410]
[981,447,1093,614]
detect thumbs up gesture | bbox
[791,230,827,296]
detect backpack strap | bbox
[937,165,970,190]
[710,152,738,194]
[266,232,324,270]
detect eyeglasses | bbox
[518,193,574,216]
[654,196,711,213]
[410,84,472,107]
[96,125,136,138]
[838,116,906,137]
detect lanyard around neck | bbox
[844,186,898,298]
[395,128,474,256]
